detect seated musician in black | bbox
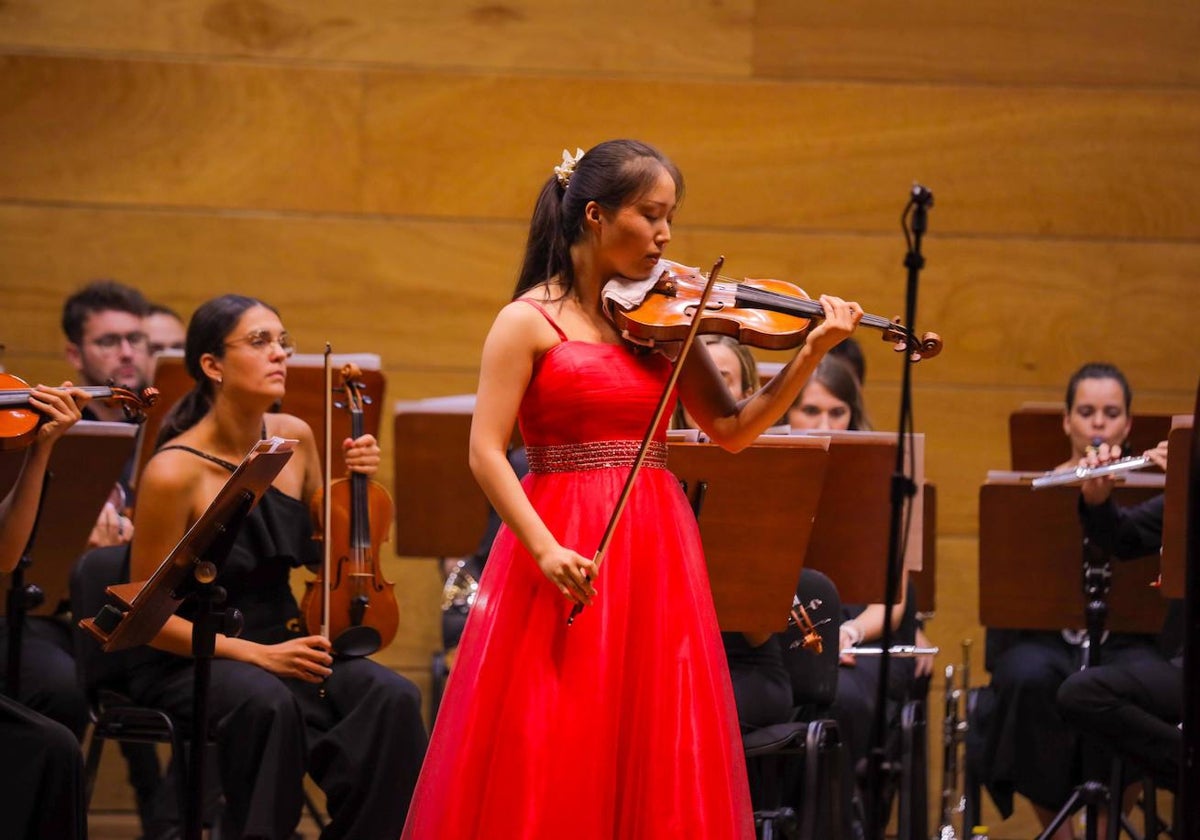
[0,382,89,840]
[1058,440,1180,792]
[977,362,1163,839]
[129,294,428,840]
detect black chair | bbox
[744,568,846,840]
[71,545,192,835]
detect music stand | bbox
[790,430,926,603]
[0,420,136,698]
[392,395,490,559]
[912,483,937,617]
[81,437,296,840]
[667,437,830,633]
[1160,415,1193,599]
[979,475,1166,634]
[979,472,1167,840]
[134,351,383,490]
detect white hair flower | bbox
[554,147,585,189]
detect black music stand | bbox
[0,421,136,699]
[81,437,296,840]
[979,473,1167,840]
[667,437,831,633]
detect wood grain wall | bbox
[2,2,1197,834]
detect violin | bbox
[303,361,399,657]
[787,594,830,654]
[0,372,159,450]
[607,261,943,361]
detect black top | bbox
[155,445,318,644]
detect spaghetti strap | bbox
[518,299,568,343]
[157,444,237,473]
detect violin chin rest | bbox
[332,625,382,658]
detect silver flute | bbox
[1030,454,1154,489]
[841,645,939,657]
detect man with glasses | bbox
[62,280,151,423]
[59,280,168,836]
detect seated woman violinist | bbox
[128,295,428,840]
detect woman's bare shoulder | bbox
[140,443,208,495]
[266,412,314,443]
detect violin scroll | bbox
[104,384,161,423]
[881,318,943,362]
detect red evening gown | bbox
[402,302,753,839]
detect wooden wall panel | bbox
[0,0,754,78]
[0,55,364,212]
[755,1,1200,87]
[673,228,1200,395]
[272,73,1200,240]
[4,54,1200,239]
[4,206,1195,398]
[361,73,1200,239]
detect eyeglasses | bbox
[88,331,149,352]
[223,329,296,357]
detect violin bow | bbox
[321,343,333,642]
[568,256,725,625]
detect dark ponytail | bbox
[513,139,684,299]
[155,294,277,448]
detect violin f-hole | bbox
[683,302,725,319]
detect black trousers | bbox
[1058,656,1182,791]
[981,632,1158,815]
[0,615,89,738]
[132,655,428,840]
[0,693,85,840]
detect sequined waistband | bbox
[525,440,668,474]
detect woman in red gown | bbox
[402,139,862,839]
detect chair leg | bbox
[898,700,928,840]
[83,725,105,808]
[800,720,842,840]
[1142,778,1158,840]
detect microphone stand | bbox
[863,184,932,840]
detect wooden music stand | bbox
[133,351,383,489]
[978,473,1167,633]
[912,483,937,616]
[789,430,926,604]
[81,437,296,653]
[1009,402,1177,471]
[0,420,137,615]
[392,395,489,558]
[668,437,830,634]
[1161,414,1194,599]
